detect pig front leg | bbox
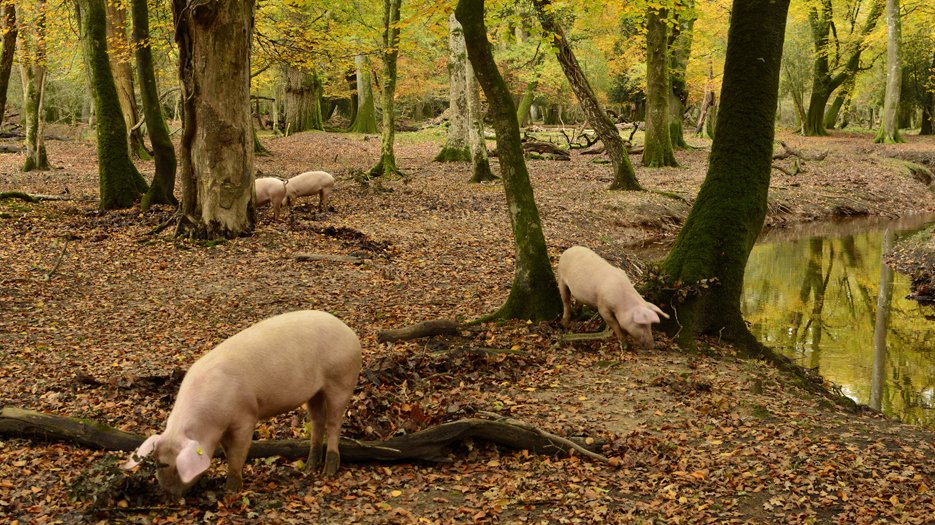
[318,187,332,213]
[597,304,627,352]
[558,279,573,329]
[220,421,257,492]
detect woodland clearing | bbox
[1,129,934,524]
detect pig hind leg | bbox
[318,187,332,213]
[558,278,573,329]
[304,393,327,472]
[220,419,258,492]
[321,389,353,476]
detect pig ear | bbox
[646,302,670,319]
[632,307,661,326]
[122,434,161,470]
[176,439,212,484]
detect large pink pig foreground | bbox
[557,246,669,349]
[284,170,335,212]
[122,310,362,496]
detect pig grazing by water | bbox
[557,246,669,349]
[254,177,287,218]
[122,310,361,496]
[284,170,334,212]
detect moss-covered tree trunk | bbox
[667,8,694,150]
[283,65,324,133]
[516,79,538,127]
[466,57,495,183]
[532,0,640,191]
[173,0,255,238]
[132,0,177,211]
[78,0,148,209]
[922,53,935,135]
[694,60,716,139]
[456,0,562,322]
[19,0,50,172]
[436,13,471,162]
[642,7,677,168]
[874,0,903,144]
[0,3,17,127]
[104,0,148,160]
[369,0,403,178]
[350,54,378,134]
[660,0,791,349]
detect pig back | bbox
[558,246,632,304]
[189,310,362,419]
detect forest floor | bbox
[1,128,934,524]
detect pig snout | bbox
[121,310,362,495]
[621,305,663,348]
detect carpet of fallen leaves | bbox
[1,127,935,524]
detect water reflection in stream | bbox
[742,215,935,430]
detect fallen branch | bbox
[43,237,70,282]
[377,319,461,343]
[0,191,73,202]
[0,407,608,464]
[772,141,827,161]
[562,330,614,342]
[295,253,368,264]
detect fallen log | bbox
[0,191,73,202]
[0,407,608,463]
[377,319,461,343]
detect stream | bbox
[742,214,935,430]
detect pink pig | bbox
[557,246,669,349]
[254,177,287,218]
[122,310,362,496]
[283,171,335,212]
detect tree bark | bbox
[350,54,378,134]
[922,53,935,135]
[660,0,791,349]
[283,65,324,133]
[804,0,883,136]
[456,0,562,322]
[466,55,495,182]
[369,0,403,177]
[532,0,641,190]
[642,7,677,167]
[874,0,903,143]
[132,0,177,211]
[436,13,472,162]
[19,0,49,172]
[78,0,149,209]
[516,78,538,127]
[104,0,148,160]
[0,3,16,127]
[668,7,694,149]
[173,0,256,238]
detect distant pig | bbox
[255,177,287,218]
[122,310,362,496]
[283,170,335,212]
[557,245,669,349]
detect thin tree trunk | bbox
[78,0,149,209]
[350,54,378,134]
[20,0,50,172]
[436,13,471,162]
[870,228,894,410]
[874,0,903,143]
[532,0,641,190]
[668,6,694,149]
[466,55,495,182]
[922,54,935,135]
[642,7,677,167]
[369,0,403,178]
[660,0,791,349]
[694,60,716,138]
[173,0,256,238]
[456,0,562,321]
[132,0,177,211]
[104,0,148,160]
[516,79,538,127]
[0,3,17,127]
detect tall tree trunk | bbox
[668,7,694,149]
[435,13,471,162]
[369,0,403,177]
[532,0,641,190]
[104,0,148,160]
[922,53,935,135]
[20,0,49,172]
[456,0,562,321]
[173,0,256,239]
[132,0,177,211]
[0,3,17,127]
[660,0,791,349]
[78,0,149,209]
[283,65,323,133]
[350,54,378,134]
[823,82,850,130]
[874,0,903,144]
[466,54,495,183]
[694,60,716,138]
[642,7,677,167]
[516,78,538,127]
